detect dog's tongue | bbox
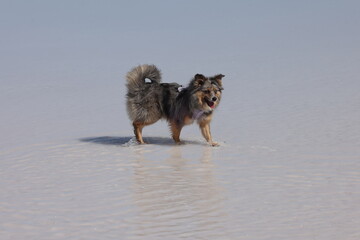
[208,102,215,108]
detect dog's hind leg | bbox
[169,121,183,144]
[133,122,146,144]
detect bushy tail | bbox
[126,64,162,90]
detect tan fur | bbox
[182,116,193,125]
[169,121,182,143]
[195,91,204,107]
[198,115,218,146]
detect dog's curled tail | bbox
[126,64,162,90]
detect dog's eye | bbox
[203,90,210,94]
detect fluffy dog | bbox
[125,64,224,146]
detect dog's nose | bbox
[212,97,217,101]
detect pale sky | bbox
[1,0,359,79]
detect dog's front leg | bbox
[170,121,183,144]
[199,120,219,146]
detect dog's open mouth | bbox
[205,99,215,109]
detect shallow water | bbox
[1,136,359,240]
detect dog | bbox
[125,64,224,146]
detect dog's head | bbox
[192,73,225,111]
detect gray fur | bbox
[126,64,180,123]
[126,64,161,89]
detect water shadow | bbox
[79,136,205,146]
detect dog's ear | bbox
[212,74,225,90]
[193,74,207,88]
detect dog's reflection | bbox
[128,146,230,239]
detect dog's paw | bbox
[210,141,220,147]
